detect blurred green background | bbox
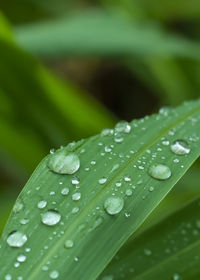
[0,0,200,235]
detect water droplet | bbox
[72,177,80,185]
[17,254,26,263]
[89,216,104,232]
[49,270,59,279]
[125,189,133,196]
[20,218,29,225]
[102,275,114,280]
[101,128,114,137]
[7,231,27,248]
[114,133,124,143]
[149,164,171,180]
[173,273,181,280]
[72,192,81,201]
[72,207,79,214]
[37,200,47,209]
[105,145,112,153]
[99,177,107,184]
[13,202,24,213]
[48,150,80,175]
[170,140,190,155]
[5,274,12,280]
[115,121,131,133]
[104,197,124,215]
[61,187,69,196]
[41,210,61,226]
[64,240,74,248]
[144,248,152,256]
[74,257,79,262]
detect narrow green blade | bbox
[0,100,200,280]
[100,196,200,280]
[15,11,200,59]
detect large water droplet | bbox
[7,231,27,248]
[48,150,80,175]
[104,197,124,215]
[49,270,59,279]
[41,210,61,226]
[149,164,171,180]
[170,140,190,155]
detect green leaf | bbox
[100,196,200,280]
[15,11,200,59]
[0,99,200,279]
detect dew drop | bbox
[101,128,114,137]
[125,189,133,196]
[48,150,80,175]
[41,210,61,226]
[38,200,47,209]
[61,187,69,196]
[64,240,74,249]
[149,164,171,180]
[13,202,24,213]
[7,231,27,248]
[49,270,59,279]
[17,254,26,263]
[5,274,12,280]
[72,177,80,185]
[170,140,190,155]
[115,121,131,133]
[173,273,181,280]
[72,192,81,201]
[104,197,124,215]
[99,177,107,184]
[20,218,29,225]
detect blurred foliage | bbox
[0,0,200,236]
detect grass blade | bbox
[15,11,200,59]
[100,196,200,280]
[0,100,200,280]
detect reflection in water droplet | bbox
[64,240,74,248]
[49,270,59,279]
[104,197,124,215]
[170,140,190,155]
[41,210,61,226]
[48,150,80,175]
[37,200,47,209]
[149,164,171,180]
[7,231,27,248]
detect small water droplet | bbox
[101,128,114,137]
[173,273,181,280]
[149,186,154,192]
[72,177,80,185]
[13,202,24,213]
[144,248,152,256]
[74,257,79,262]
[7,231,27,248]
[17,254,26,263]
[37,200,47,209]
[49,270,59,279]
[125,189,133,196]
[104,197,124,215]
[48,150,80,175]
[72,207,79,214]
[20,218,29,225]
[170,140,190,155]
[115,121,131,133]
[41,210,61,226]
[99,177,107,184]
[72,192,81,201]
[64,240,74,248]
[5,274,12,280]
[61,188,69,196]
[149,164,171,180]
